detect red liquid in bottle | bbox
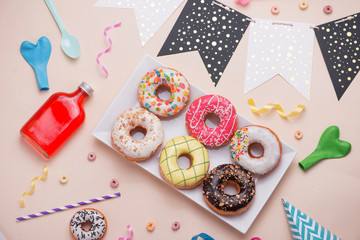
[20,82,93,159]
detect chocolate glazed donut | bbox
[202,164,255,215]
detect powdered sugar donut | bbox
[138,68,190,117]
[185,95,238,147]
[70,208,107,240]
[111,107,164,161]
[230,125,282,175]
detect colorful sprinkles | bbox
[230,128,249,161]
[138,68,190,117]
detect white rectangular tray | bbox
[93,55,297,234]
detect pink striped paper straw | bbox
[16,192,120,222]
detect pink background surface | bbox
[1,0,360,239]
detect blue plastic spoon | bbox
[20,36,51,90]
[44,0,80,59]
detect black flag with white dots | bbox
[158,0,250,86]
[315,13,360,100]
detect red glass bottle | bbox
[20,82,94,159]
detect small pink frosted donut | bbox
[323,5,333,14]
[172,221,180,230]
[235,0,250,6]
[271,6,280,15]
[88,152,96,161]
[185,95,238,147]
[110,178,119,188]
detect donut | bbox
[230,125,282,175]
[202,164,255,215]
[271,6,280,15]
[138,68,190,117]
[70,208,107,240]
[185,94,238,147]
[111,107,164,161]
[323,5,333,14]
[159,136,209,189]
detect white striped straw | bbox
[16,192,120,222]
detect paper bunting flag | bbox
[282,199,341,240]
[158,0,250,86]
[244,19,315,99]
[315,13,360,100]
[94,0,184,46]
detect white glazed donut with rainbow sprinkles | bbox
[138,68,190,117]
[230,125,282,175]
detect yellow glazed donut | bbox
[159,136,209,189]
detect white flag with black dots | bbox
[244,19,315,99]
[94,0,184,46]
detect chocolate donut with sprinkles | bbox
[202,164,255,215]
[69,208,107,240]
[138,67,190,117]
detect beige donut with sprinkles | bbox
[111,107,164,161]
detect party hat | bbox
[282,199,341,240]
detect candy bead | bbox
[88,152,96,161]
[110,178,119,188]
[323,5,333,14]
[271,6,280,15]
[299,1,308,10]
[235,0,250,6]
[59,175,68,184]
[146,221,155,232]
[172,221,180,230]
[295,130,303,140]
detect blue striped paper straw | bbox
[16,192,120,222]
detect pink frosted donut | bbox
[185,95,238,147]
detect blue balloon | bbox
[20,36,51,90]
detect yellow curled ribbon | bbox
[248,98,305,118]
[20,165,48,208]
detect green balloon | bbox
[298,126,351,171]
